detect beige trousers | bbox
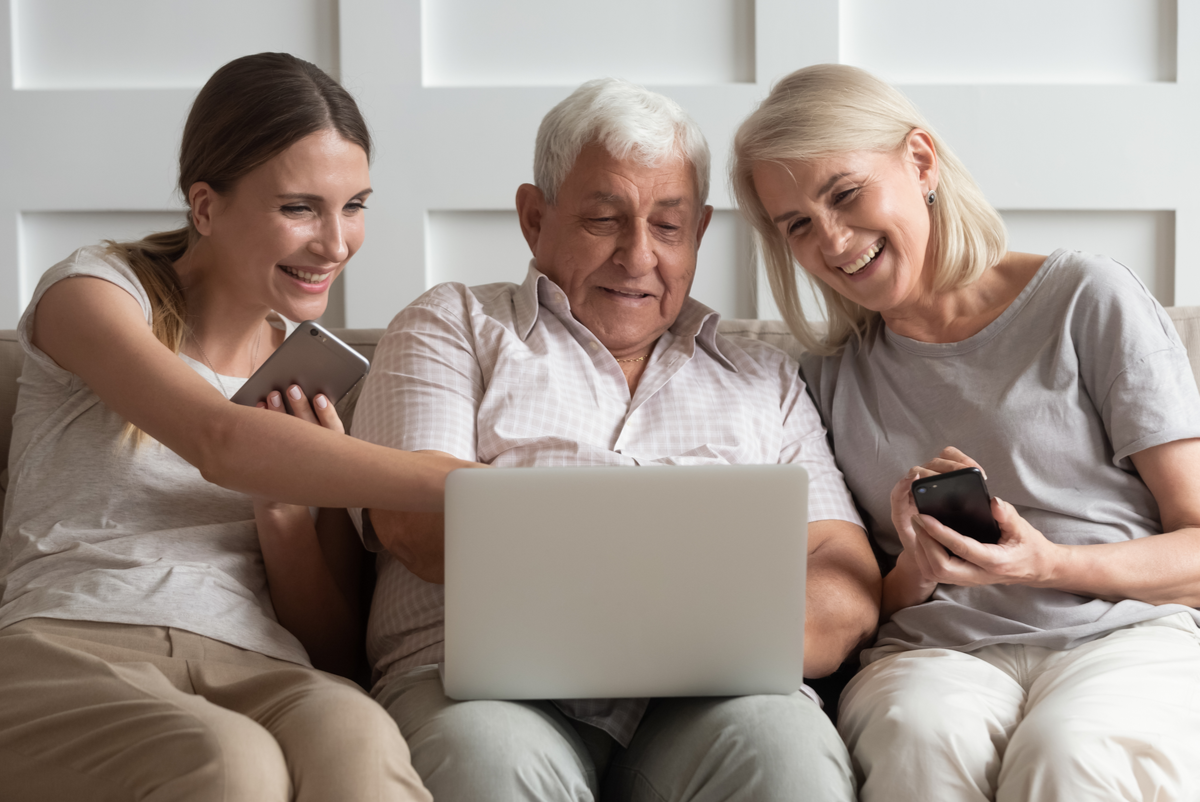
[0,617,432,802]
[839,612,1200,802]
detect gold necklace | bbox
[192,321,264,397]
[615,353,650,363]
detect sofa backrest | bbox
[4,309,1200,512]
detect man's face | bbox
[518,143,712,358]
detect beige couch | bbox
[4,307,1200,493]
[5,311,1200,511]
[5,311,1200,510]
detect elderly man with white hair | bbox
[350,79,881,801]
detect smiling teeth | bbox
[283,266,329,283]
[842,240,884,274]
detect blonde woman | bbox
[0,53,468,801]
[731,63,1200,801]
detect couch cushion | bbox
[716,319,805,363]
[0,330,21,505]
[3,308,1200,498]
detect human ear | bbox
[693,205,714,249]
[906,129,940,194]
[187,182,219,237]
[515,183,546,255]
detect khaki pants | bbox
[0,618,431,802]
[839,612,1200,802]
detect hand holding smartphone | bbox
[230,321,370,413]
[911,467,1001,545]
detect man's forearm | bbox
[803,519,882,677]
[366,507,447,584]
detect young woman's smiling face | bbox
[193,128,372,322]
[750,133,939,321]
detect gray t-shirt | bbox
[0,246,309,665]
[801,249,1200,660]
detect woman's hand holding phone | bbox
[252,384,343,523]
[890,446,1064,594]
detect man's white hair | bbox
[534,78,711,206]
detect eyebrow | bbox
[770,172,851,224]
[276,188,373,202]
[588,192,686,208]
[818,172,850,197]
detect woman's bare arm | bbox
[907,442,1200,607]
[32,277,473,511]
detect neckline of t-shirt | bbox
[178,352,250,397]
[176,314,297,396]
[883,248,1066,357]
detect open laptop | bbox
[443,464,808,700]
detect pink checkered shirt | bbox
[352,263,861,746]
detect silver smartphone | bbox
[230,321,370,412]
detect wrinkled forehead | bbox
[565,143,700,208]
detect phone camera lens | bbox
[917,487,927,494]
[310,328,319,336]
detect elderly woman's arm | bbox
[901,441,1200,607]
[804,519,882,677]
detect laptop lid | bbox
[443,464,808,700]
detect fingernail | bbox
[315,395,328,409]
[270,392,282,408]
[288,386,302,400]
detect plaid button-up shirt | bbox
[352,263,861,745]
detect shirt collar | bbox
[513,261,546,341]
[514,259,738,372]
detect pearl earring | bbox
[926,190,937,206]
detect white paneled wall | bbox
[841,0,1176,84]
[1003,211,1176,305]
[18,211,185,308]
[11,0,339,89]
[423,0,755,86]
[1,0,1198,331]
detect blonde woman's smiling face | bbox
[751,134,938,320]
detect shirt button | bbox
[589,342,599,351]
[556,293,565,305]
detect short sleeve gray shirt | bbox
[801,249,1200,658]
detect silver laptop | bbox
[443,464,808,700]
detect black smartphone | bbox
[911,467,1001,544]
[230,321,370,413]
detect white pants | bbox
[839,612,1200,802]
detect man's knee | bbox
[701,695,853,794]
[392,693,594,802]
[611,694,854,802]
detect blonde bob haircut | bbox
[732,64,1007,355]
